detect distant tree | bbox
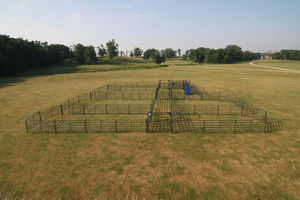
[185,50,190,56]
[177,49,181,57]
[143,48,157,60]
[74,43,86,64]
[120,51,125,57]
[133,47,143,57]
[97,44,106,57]
[161,48,176,59]
[224,45,243,63]
[84,46,97,64]
[129,51,134,57]
[153,51,166,64]
[272,50,300,60]
[188,47,206,63]
[106,39,119,59]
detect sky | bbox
[0,0,300,53]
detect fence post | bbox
[68,100,70,109]
[105,104,108,114]
[84,120,88,134]
[99,120,101,132]
[264,112,268,134]
[128,105,131,115]
[38,111,42,121]
[146,118,149,133]
[25,120,29,134]
[69,121,72,133]
[60,105,63,116]
[203,120,206,133]
[53,120,57,134]
[217,105,220,116]
[241,105,244,116]
[115,120,118,133]
[234,120,237,134]
[90,92,92,100]
[83,104,86,115]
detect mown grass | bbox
[254,59,300,71]
[0,59,300,199]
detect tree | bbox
[0,34,72,75]
[224,45,243,63]
[74,44,86,64]
[129,51,134,57]
[84,46,97,64]
[97,44,106,57]
[143,48,157,60]
[133,47,143,57]
[106,39,119,59]
[161,48,176,59]
[153,51,166,64]
[177,49,181,57]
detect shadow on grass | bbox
[0,58,168,88]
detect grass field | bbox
[0,58,300,199]
[253,60,300,71]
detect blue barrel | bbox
[185,86,191,95]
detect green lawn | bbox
[0,59,300,199]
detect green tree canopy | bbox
[133,47,143,57]
[161,48,176,59]
[84,46,97,64]
[97,44,106,57]
[106,39,119,59]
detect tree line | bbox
[272,50,300,60]
[2,34,300,76]
[185,45,261,64]
[0,34,72,75]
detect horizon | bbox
[1,0,300,53]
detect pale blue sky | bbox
[0,0,300,53]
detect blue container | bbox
[185,86,191,95]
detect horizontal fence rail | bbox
[26,119,146,134]
[70,104,151,115]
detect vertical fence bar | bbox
[60,105,63,116]
[203,120,206,133]
[84,120,88,134]
[264,112,268,134]
[38,111,42,121]
[234,120,237,134]
[25,120,29,134]
[53,120,57,134]
[115,120,118,133]
[99,120,102,132]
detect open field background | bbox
[0,59,300,199]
